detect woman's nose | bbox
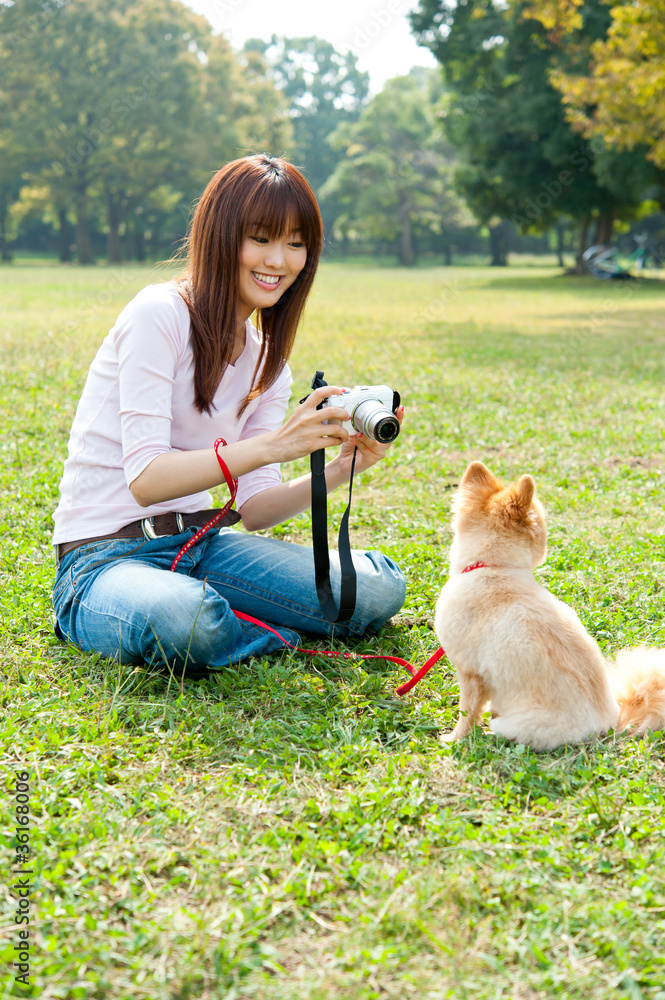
[263,241,286,268]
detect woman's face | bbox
[236,226,308,322]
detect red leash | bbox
[169,438,238,573]
[391,561,487,693]
[169,440,487,695]
[233,560,488,696]
[234,610,446,696]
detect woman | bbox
[52,154,406,675]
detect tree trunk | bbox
[107,190,122,263]
[556,222,565,268]
[489,220,508,266]
[398,203,415,266]
[74,180,94,265]
[567,216,591,275]
[134,227,145,262]
[0,189,12,262]
[57,207,72,263]
[594,211,614,246]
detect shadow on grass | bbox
[40,621,442,764]
[420,322,665,382]
[41,633,660,812]
[477,273,665,294]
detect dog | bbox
[434,461,665,750]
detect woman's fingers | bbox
[342,404,405,471]
[273,388,351,460]
[307,385,345,407]
[304,387,349,426]
[300,387,351,433]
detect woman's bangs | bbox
[244,179,321,253]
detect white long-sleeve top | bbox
[53,281,291,543]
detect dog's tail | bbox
[610,647,665,736]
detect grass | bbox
[1,259,665,999]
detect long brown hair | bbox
[176,154,323,415]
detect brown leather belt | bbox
[56,507,241,562]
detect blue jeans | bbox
[52,527,406,674]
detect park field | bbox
[1,260,665,999]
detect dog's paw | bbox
[439,731,458,744]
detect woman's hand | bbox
[239,403,404,531]
[333,404,405,478]
[270,385,352,463]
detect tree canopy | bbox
[4,0,662,267]
[525,0,665,169]
[0,0,292,262]
[242,35,370,239]
[321,72,473,265]
[409,0,665,264]
[0,3,479,265]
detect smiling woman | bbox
[175,155,324,418]
[50,153,406,677]
[236,229,308,347]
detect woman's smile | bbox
[252,271,283,288]
[237,231,307,320]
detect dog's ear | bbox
[516,474,535,509]
[460,461,499,491]
[507,474,535,519]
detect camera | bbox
[321,384,401,444]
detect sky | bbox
[182,0,438,93]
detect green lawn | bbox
[1,261,664,999]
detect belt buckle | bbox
[141,513,185,540]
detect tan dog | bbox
[435,462,665,750]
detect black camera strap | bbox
[310,445,358,623]
[308,371,358,623]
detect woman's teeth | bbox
[253,272,280,285]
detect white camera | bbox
[321,385,401,443]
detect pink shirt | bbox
[53,282,292,543]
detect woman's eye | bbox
[289,241,304,249]
[250,235,268,243]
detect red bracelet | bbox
[214,437,238,508]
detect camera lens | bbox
[352,400,400,443]
[373,415,400,443]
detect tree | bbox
[321,73,474,266]
[0,0,57,260]
[0,145,23,262]
[232,44,294,156]
[409,0,663,268]
[93,2,219,263]
[0,0,278,263]
[242,36,369,238]
[525,0,665,169]
[4,0,228,264]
